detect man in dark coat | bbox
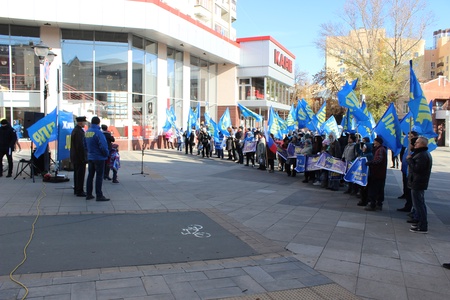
[70,116,87,196]
[0,119,17,177]
[84,116,110,201]
[364,136,387,211]
[101,124,115,180]
[407,137,432,233]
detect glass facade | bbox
[167,47,183,128]
[239,76,291,105]
[190,55,217,120]
[62,29,161,139]
[0,24,41,121]
[132,36,158,141]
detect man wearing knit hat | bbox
[85,116,110,201]
[364,136,387,211]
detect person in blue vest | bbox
[84,116,110,201]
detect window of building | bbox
[431,71,435,78]
[131,36,158,136]
[190,55,216,120]
[0,24,41,121]
[167,47,183,101]
[431,62,435,69]
[339,67,346,73]
[403,102,409,114]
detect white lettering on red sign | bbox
[274,49,293,73]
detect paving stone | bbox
[204,268,246,279]
[142,275,171,295]
[71,282,96,300]
[242,266,274,283]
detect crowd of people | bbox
[165,124,433,235]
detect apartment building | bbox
[0,0,294,150]
[424,28,450,80]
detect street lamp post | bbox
[32,41,57,173]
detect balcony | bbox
[194,0,212,21]
[437,62,444,68]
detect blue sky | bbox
[234,0,448,79]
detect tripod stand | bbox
[132,141,149,176]
[14,141,37,182]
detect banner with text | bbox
[343,157,368,186]
[315,152,347,174]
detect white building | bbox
[0,0,294,150]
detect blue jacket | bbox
[84,124,109,160]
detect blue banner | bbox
[315,152,347,174]
[344,157,368,186]
[242,141,257,153]
[305,155,321,171]
[57,110,74,161]
[27,108,58,158]
[295,154,306,172]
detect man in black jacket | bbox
[70,116,87,196]
[0,119,17,177]
[407,137,432,233]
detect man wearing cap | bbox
[0,119,17,177]
[84,116,110,201]
[364,136,387,211]
[407,137,432,233]
[71,116,87,196]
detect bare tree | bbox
[315,0,432,119]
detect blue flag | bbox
[27,108,58,158]
[237,103,263,122]
[408,60,436,138]
[268,106,288,139]
[373,103,402,156]
[297,99,312,129]
[218,108,231,136]
[57,110,74,161]
[320,116,340,138]
[341,109,356,134]
[309,101,326,131]
[187,107,199,130]
[400,111,413,135]
[208,118,219,142]
[285,104,297,131]
[337,79,369,123]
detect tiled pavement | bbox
[1,147,450,300]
